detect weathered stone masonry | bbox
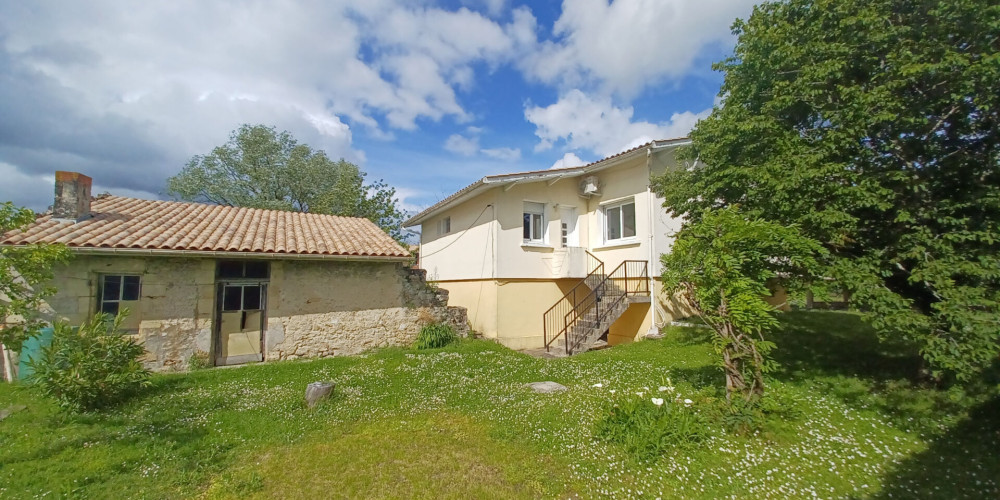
[264,261,468,360]
[43,255,467,371]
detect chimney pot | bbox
[53,171,93,221]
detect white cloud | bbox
[550,152,585,169]
[392,186,427,213]
[462,0,508,17]
[0,1,534,198]
[445,133,520,161]
[525,89,710,157]
[481,147,521,161]
[520,0,755,96]
[444,134,480,156]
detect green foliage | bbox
[166,124,406,240]
[710,384,806,435]
[0,202,70,352]
[414,323,457,350]
[29,312,151,413]
[656,0,1000,382]
[594,397,710,461]
[188,350,212,371]
[661,206,824,402]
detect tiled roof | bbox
[1,195,409,259]
[404,137,690,227]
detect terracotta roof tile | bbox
[0,195,409,259]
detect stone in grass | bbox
[0,404,26,421]
[526,381,567,394]
[305,381,335,408]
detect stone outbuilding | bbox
[1,171,467,373]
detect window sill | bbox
[591,239,640,251]
[521,242,554,250]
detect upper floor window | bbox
[604,199,636,243]
[523,202,545,243]
[439,216,451,235]
[99,274,141,316]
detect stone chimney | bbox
[52,171,92,221]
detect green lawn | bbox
[1,311,997,499]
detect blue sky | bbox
[0,0,757,214]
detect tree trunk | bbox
[722,346,746,403]
[305,381,335,408]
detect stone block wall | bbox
[266,306,468,360]
[265,259,468,361]
[38,254,467,372]
[41,255,215,372]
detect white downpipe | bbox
[646,147,660,337]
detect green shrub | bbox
[188,350,212,370]
[704,383,805,434]
[414,323,457,350]
[29,312,151,413]
[594,397,710,461]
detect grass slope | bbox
[0,311,997,499]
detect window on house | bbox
[439,216,451,235]
[604,199,636,242]
[523,202,545,243]
[217,261,270,280]
[98,274,141,316]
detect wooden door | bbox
[215,282,267,365]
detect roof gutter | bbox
[65,247,412,263]
[404,138,692,228]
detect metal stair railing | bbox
[543,258,650,355]
[543,251,603,352]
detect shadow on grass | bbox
[672,365,722,392]
[873,395,1000,500]
[665,324,714,347]
[770,311,922,382]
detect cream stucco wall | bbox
[492,179,592,279]
[420,190,498,282]
[431,279,499,339]
[418,147,690,350]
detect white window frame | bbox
[439,216,451,235]
[602,198,637,244]
[522,202,546,244]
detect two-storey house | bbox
[404,139,700,354]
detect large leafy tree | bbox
[167,125,407,240]
[661,207,823,402]
[1,203,70,352]
[656,0,1000,381]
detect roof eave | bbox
[402,137,692,228]
[59,246,412,262]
